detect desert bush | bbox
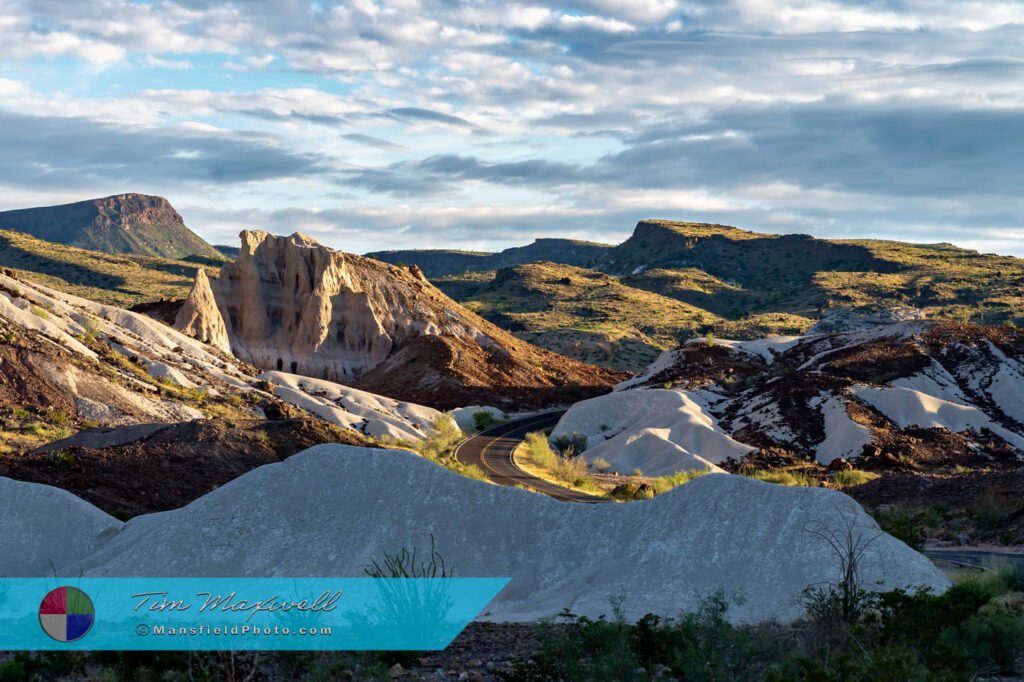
[190,386,209,406]
[973,488,1023,533]
[363,534,452,579]
[472,409,496,431]
[591,457,611,472]
[739,466,820,488]
[523,431,592,486]
[523,431,558,469]
[649,468,713,495]
[417,414,463,460]
[830,469,877,490]
[30,305,49,320]
[461,463,487,481]
[551,453,589,485]
[871,506,927,551]
[551,431,588,456]
[81,317,102,343]
[43,449,76,466]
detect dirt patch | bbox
[0,344,77,416]
[0,418,375,517]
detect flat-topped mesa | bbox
[0,193,224,261]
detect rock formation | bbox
[173,269,230,353]
[20,445,948,623]
[175,230,623,408]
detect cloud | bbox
[0,110,325,190]
[0,0,1022,256]
[387,107,479,128]
[342,133,406,150]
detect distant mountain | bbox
[214,244,240,259]
[367,237,612,278]
[0,229,218,309]
[0,194,224,261]
[424,220,1024,371]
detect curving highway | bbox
[454,411,608,503]
[456,415,1024,571]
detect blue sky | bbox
[1,0,1023,255]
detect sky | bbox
[0,1,1023,255]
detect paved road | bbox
[456,417,1024,569]
[454,412,608,503]
[924,548,1024,571]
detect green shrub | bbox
[417,414,463,460]
[944,609,1024,673]
[523,431,558,469]
[523,431,592,486]
[973,489,1023,533]
[461,464,487,481]
[649,468,713,495]
[871,506,927,551]
[551,431,588,456]
[472,409,496,431]
[551,454,589,485]
[44,449,76,466]
[190,386,209,406]
[81,317,102,343]
[830,469,877,490]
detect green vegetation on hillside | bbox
[425,221,1024,369]
[438,261,720,370]
[0,193,225,261]
[0,229,218,308]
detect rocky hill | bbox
[368,237,612,278]
[0,194,224,261]
[438,261,719,371]
[416,221,1024,371]
[0,267,475,513]
[5,444,947,623]
[560,320,1024,543]
[0,229,217,309]
[173,231,624,409]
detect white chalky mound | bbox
[259,371,444,441]
[43,446,948,623]
[552,389,752,476]
[0,478,120,576]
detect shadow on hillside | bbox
[145,260,206,278]
[620,232,903,316]
[0,234,128,291]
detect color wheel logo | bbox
[39,586,95,643]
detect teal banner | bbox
[0,577,509,650]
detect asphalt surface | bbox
[454,412,608,503]
[923,548,1024,571]
[457,416,1024,568]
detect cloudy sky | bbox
[1,1,1023,255]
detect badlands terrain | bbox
[0,195,1022,677]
